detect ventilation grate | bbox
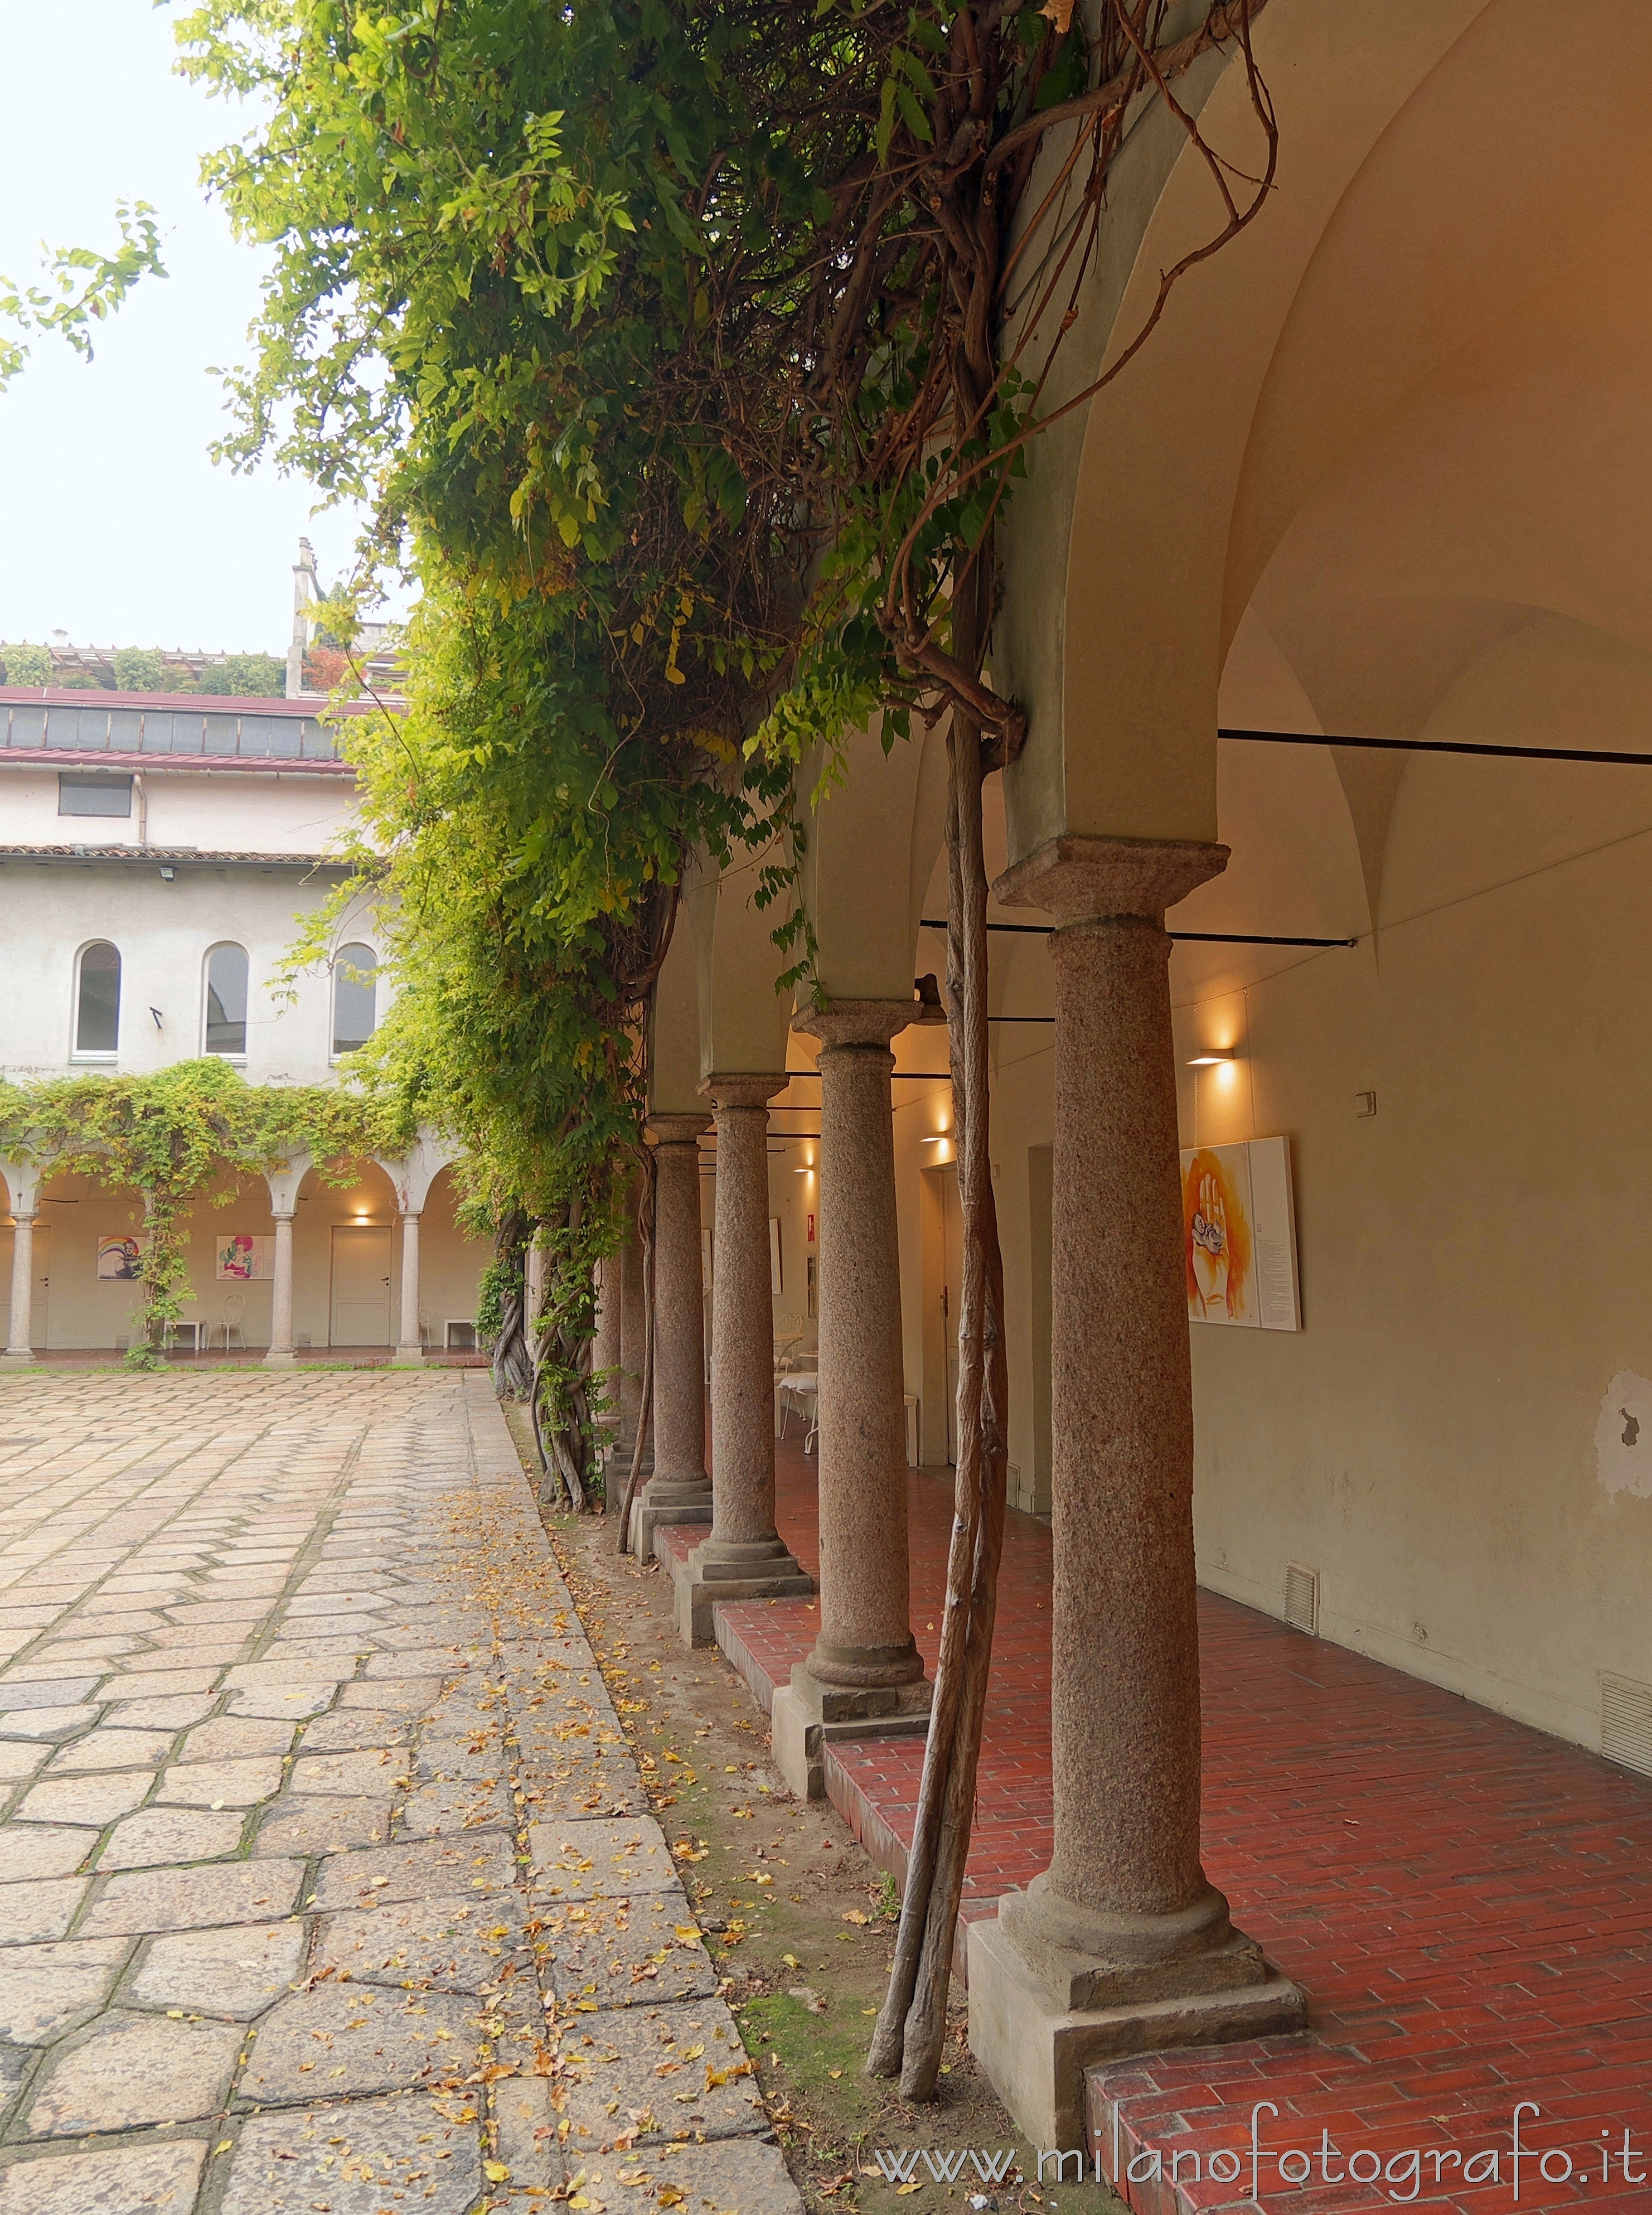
[1283,1563,1320,1636]
[1601,1674,1652,1779]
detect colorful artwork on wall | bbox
[95,1234,143,1281]
[215,1234,273,1281]
[1180,1135,1301,1332]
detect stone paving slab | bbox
[0,1368,802,2214]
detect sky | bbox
[0,1,401,657]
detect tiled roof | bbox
[0,844,351,870]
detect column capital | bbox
[699,1071,789,1111]
[792,998,915,1052]
[270,1207,295,1226]
[994,832,1228,927]
[647,1113,712,1147]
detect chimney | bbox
[285,536,319,698]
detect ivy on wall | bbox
[0,1061,409,1368]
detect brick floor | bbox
[0,1370,800,2213]
[662,1439,1652,2214]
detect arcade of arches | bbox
[603,0,1652,2167]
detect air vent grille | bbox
[1601,1674,1652,1779]
[1283,1563,1319,1637]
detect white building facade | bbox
[0,688,484,1360]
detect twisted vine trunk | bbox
[532,1193,593,1512]
[869,549,1010,2097]
[491,1206,536,1400]
[614,1147,658,1551]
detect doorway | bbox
[330,1225,391,1347]
[28,1226,50,1349]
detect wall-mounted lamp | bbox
[157,865,176,882]
[1186,1048,1237,1067]
[920,1131,951,1144]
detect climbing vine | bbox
[0,1063,403,1368]
[165,0,1278,2087]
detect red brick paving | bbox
[657,1442,1652,2214]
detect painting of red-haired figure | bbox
[1181,1144,1257,1326]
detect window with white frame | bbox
[332,942,379,1055]
[74,941,121,1057]
[204,942,250,1057]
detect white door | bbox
[942,1167,962,1464]
[330,1226,391,1347]
[13,1225,50,1350]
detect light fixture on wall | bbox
[1186,1048,1237,1067]
[920,1131,951,1143]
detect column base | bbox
[0,1351,37,1370]
[390,1345,424,1368]
[629,1475,713,1563]
[772,1663,932,1801]
[967,1902,1306,2152]
[671,1539,814,1649]
[261,1350,297,1371]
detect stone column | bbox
[966,834,1304,2150]
[772,1002,928,1799]
[391,1211,424,1366]
[618,1193,649,1472]
[3,1208,36,1367]
[262,1211,297,1369]
[674,1075,812,1646]
[630,1117,714,1562]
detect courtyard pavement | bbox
[0,1367,799,2215]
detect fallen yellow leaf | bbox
[485,2160,512,2183]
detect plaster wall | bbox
[948,628,1652,1759]
[0,856,381,1083]
[1,764,358,855]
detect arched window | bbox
[332,942,379,1055]
[74,941,121,1057]
[204,942,249,1057]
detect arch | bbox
[332,941,379,1056]
[203,942,250,1057]
[995,0,1496,860]
[73,940,121,1058]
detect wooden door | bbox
[329,1225,391,1347]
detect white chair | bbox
[220,1293,247,1352]
[773,1344,807,1435]
[777,1366,819,1453]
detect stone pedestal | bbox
[772,1663,931,1802]
[2,1207,36,1368]
[391,1211,424,1366]
[261,1212,297,1370]
[674,1075,812,1647]
[631,1116,714,1561]
[773,1000,928,1798]
[967,834,1305,2149]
